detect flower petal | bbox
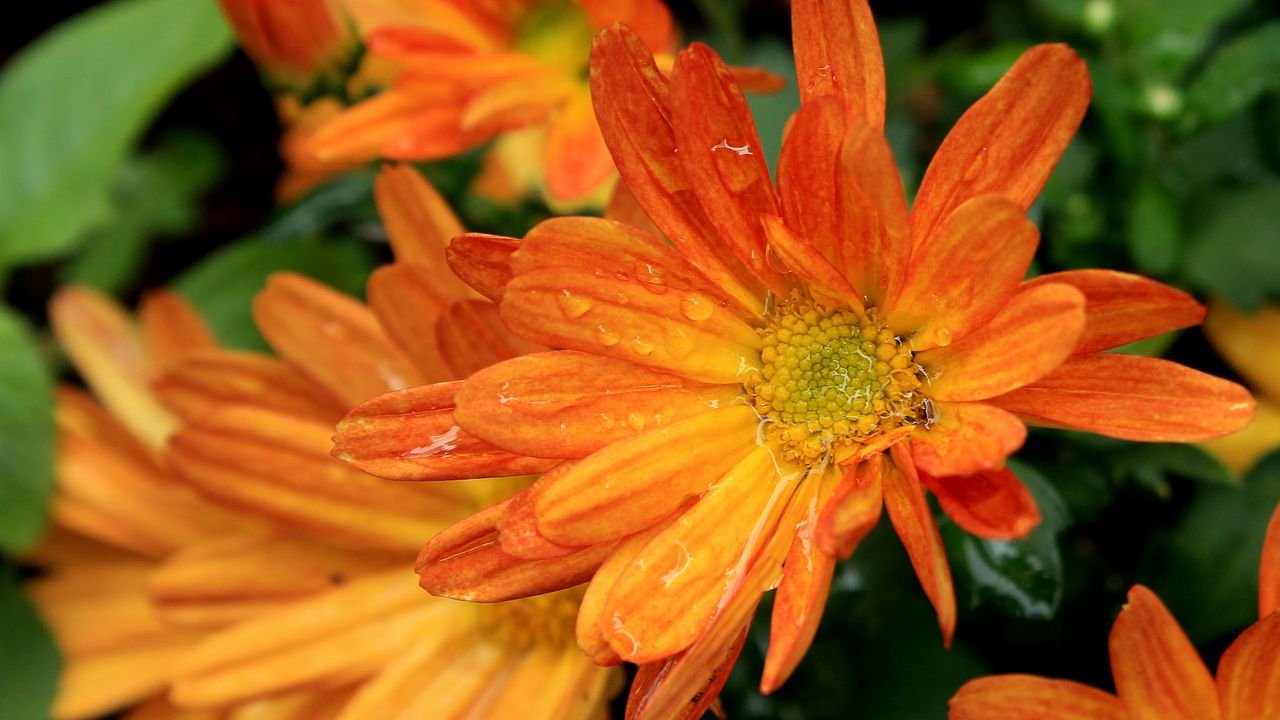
[911,401,1027,478]
[815,456,884,559]
[917,282,1086,402]
[1204,301,1280,402]
[760,214,862,311]
[373,164,470,300]
[990,354,1257,442]
[921,467,1041,540]
[365,263,454,384]
[605,447,801,663]
[446,232,519,303]
[533,406,760,547]
[577,522,670,666]
[1200,399,1280,475]
[1217,611,1280,720]
[790,0,885,129]
[545,87,617,201]
[580,0,673,51]
[435,299,543,379]
[496,475,580,560]
[949,675,1128,720]
[154,349,339,424]
[454,350,740,460]
[332,382,558,482]
[1109,584,1220,720]
[137,291,216,371]
[1025,270,1205,354]
[670,43,788,294]
[888,195,1038,350]
[589,25,763,310]
[1261,502,1280,618]
[777,96,845,265]
[883,446,956,646]
[254,273,425,408]
[910,44,1090,248]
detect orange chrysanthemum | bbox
[1201,302,1280,473]
[949,501,1280,720]
[336,3,1254,714]
[216,0,357,89]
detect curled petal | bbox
[1026,270,1205,354]
[921,467,1041,541]
[447,232,520,303]
[434,299,543,379]
[761,214,862,311]
[911,401,1027,478]
[815,456,884,559]
[949,675,1127,720]
[1109,585,1220,720]
[790,0,885,129]
[417,535,612,603]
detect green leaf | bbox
[1183,182,1280,311]
[1112,443,1236,489]
[1120,0,1251,77]
[1149,450,1280,642]
[943,461,1070,620]
[1126,180,1182,276]
[937,44,1031,98]
[742,38,800,175]
[0,0,232,268]
[0,566,60,720]
[0,307,55,553]
[172,236,378,352]
[1183,22,1280,133]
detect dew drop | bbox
[931,326,953,347]
[596,325,620,346]
[664,322,696,360]
[631,335,656,356]
[680,294,714,321]
[600,413,616,430]
[626,412,646,431]
[557,290,594,319]
[635,262,669,294]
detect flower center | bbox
[514,0,594,78]
[745,291,929,466]
[476,587,582,650]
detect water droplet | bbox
[680,294,714,322]
[600,413,616,430]
[635,262,669,294]
[931,326,953,347]
[557,290,593,319]
[596,325,620,346]
[664,322,696,360]
[631,335,656,355]
[626,413,646,431]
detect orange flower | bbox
[216,0,357,89]
[1201,301,1280,474]
[336,3,1257,712]
[304,0,782,204]
[949,501,1280,719]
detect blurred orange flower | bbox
[1201,301,1280,473]
[216,0,357,90]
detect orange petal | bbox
[446,232,520,303]
[760,214,862,311]
[604,180,662,238]
[454,350,739,460]
[949,675,1128,720]
[815,456,884,559]
[435,299,544,379]
[888,195,1039,350]
[1261,502,1280,618]
[990,354,1257,442]
[761,466,838,694]
[170,405,469,551]
[153,349,339,425]
[910,401,1027,478]
[580,0,673,52]
[1203,301,1280,402]
[921,467,1041,540]
[366,263,453,383]
[575,523,670,666]
[305,85,459,164]
[545,87,617,201]
[882,446,956,646]
[604,447,801,663]
[727,64,788,94]
[29,559,172,656]
[1216,611,1280,720]
[332,381,559,482]
[589,25,764,311]
[1200,398,1280,475]
[790,0,885,129]
[777,96,846,266]
[373,164,472,300]
[910,44,1090,248]
[917,282,1086,402]
[1109,584,1220,720]
[833,114,913,306]
[533,406,760,547]
[254,273,425,408]
[1024,270,1205,354]
[55,635,198,720]
[461,73,568,137]
[50,287,175,447]
[669,43,787,293]
[495,477,580,561]
[137,291,216,371]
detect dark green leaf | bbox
[1120,0,1251,77]
[1183,22,1280,132]
[0,566,60,720]
[0,308,54,553]
[1183,182,1280,311]
[742,38,800,174]
[173,237,377,351]
[0,0,232,268]
[937,44,1030,98]
[1126,180,1182,276]
[259,170,379,244]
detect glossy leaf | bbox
[0,566,60,720]
[0,308,54,552]
[1183,183,1280,311]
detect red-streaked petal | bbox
[434,299,543,378]
[1217,611,1280,720]
[366,263,453,383]
[888,195,1039,350]
[921,466,1041,540]
[1026,270,1205,354]
[834,112,912,307]
[153,349,339,424]
[454,351,739,460]
[460,73,568,137]
[137,291,216,371]
[373,164,470,301]
[949,675,1128,720]
[589,25,763,310]
[911,401,1027,478]
[761,214,862,311]
[447,232,519,303]
[910,44,1090,248]
[495,473,579,561]
[1109,585,1220,720]
[332,382,558,481]
[1261,502,1280,618]
[790,0,884,129]
[815,456,884,559]
[576,523,669,666]
[499,267,760,385]
[545,87,617,201]
[627,629,749,720]
[883,446,956,646]
[535,406,760,547]
[777,96,845,264]
[254,273,425,408]
[917,283,1086,402]
[605,447,800,663]
[990,354,1257,442]
[670,43,788,294]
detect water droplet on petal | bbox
[680,294,714,322]
[626,413,646,431]
[600,413,616,430]
[635,262,669,294]
[663,321,696,360]
[631,336,656,356]
[557,290,594,319]
[932,326,953,347]
[596,325,620,346]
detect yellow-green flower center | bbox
[476,587,582,650]
[745,291,928,466]
[515,0,594,78]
